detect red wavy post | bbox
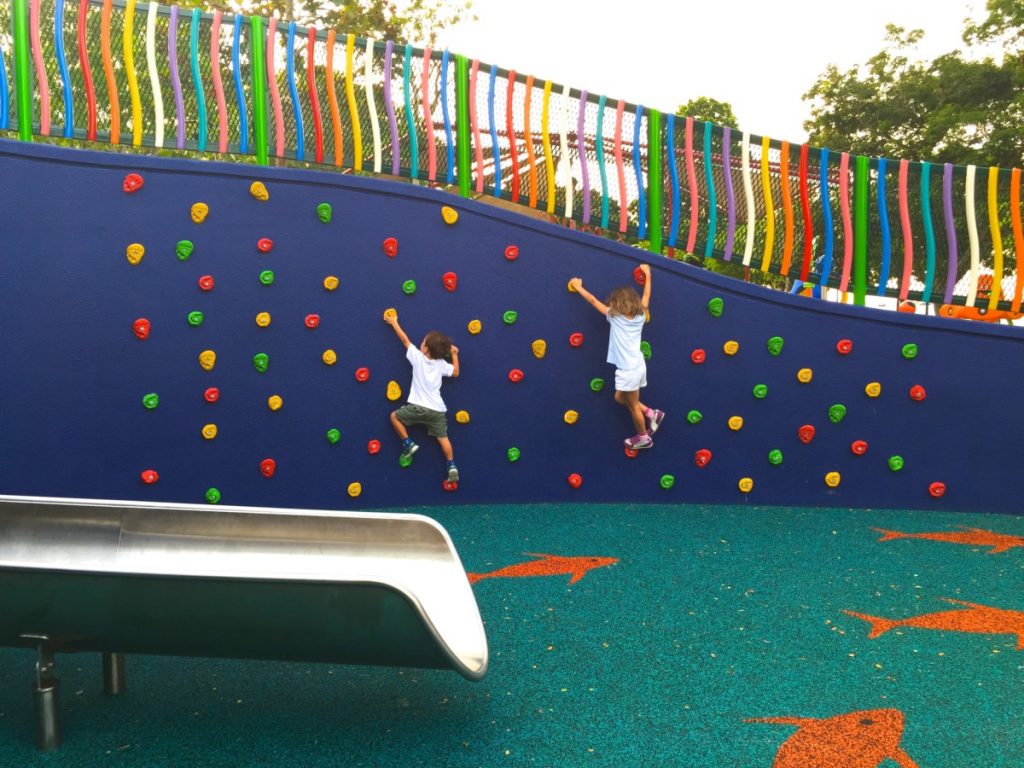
[1010,168,1022,313]
[799,143,813,281]
[684,116,699,253]
[100,0,119,144]
[506,70,520,202]
[421,47,436,181]
[780,142,794,276]
[524,75,538,208]
[77,0,96,141]
[306,27,323,164]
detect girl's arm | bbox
[640,264,652,309]
[569,277,608,315]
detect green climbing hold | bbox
[402,279,417,295]
[901,343,918,359]
[707,297,724,317]
[752,384,768,399]
[205,487,221,504]
[766,336,784,356]
[828,403,847,423]
[399,454,413,468]
[187,311,204,327]
[768,449,783,465]
[888,455,905,472]
[259,269,275,286]
[142,393,159,410]
[176,240,194,261]
[316,203,332,223]
[659,474,676,490]
[326,428,341,444]
[686,409,703,424]
[590,378,605,392]
[507,446,521,462]
[503,310,518,325]
[253,353,269,373]
[640,341,651,360]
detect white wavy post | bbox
[146,2,163,147]
[559,84,573,219]
[741,131,755,266]
[965,164,980,305]
[364,38,382,174]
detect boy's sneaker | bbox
[401,440,419,460]
[624,433,654,450]
[447,462,460,483]
[647,409,666,434]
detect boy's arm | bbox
[639,264,652,309]
[569,277,608,315]
[449,345,460,378]
[383,312,412,348]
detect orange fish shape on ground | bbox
[843,598,1024,649]
[872,526,1024,553]
[746,708,920,768]
[467,553,617,584]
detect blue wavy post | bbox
[876,158,892,296]
[285,22,302,161]
[441,50,454,185]
[54,0,74,137]
[0,43,8,130]
[818,148,834,292]
[633,105,646,239]
[666,113,680,248]
[487,64,501,197]
[233,15,249,155]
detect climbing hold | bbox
[442,272,458,292]
[355,367,370,382]
[252,353,269,373]
[828,404,847,423]
[440,206,459,224]
[824,471,841,488]
[507,446,520,462]
[508,369,524,383]
[752,384,768,399]
[929,481,946,498]
[255,312,271,328]
[590,378,605,392]
[322,349,337,366]
[260,459,276,478]
[738,477,754,493]
[201,424,218,440]
[766,336,784,356]
[691,349,706,364]
[443,480,459,492]
[694,449,712,467]
[504,245,519,261]
[723,340,739,356]
[123,173,144,193]
[901,343,918,359]
[836,339,853,355]
[205,487,221,504]
[797,424,815,444]
[531,339,546,358]
[140,469,159,484]
[567,280,577,293]
[367,440,381,455]
[567,473,583,489]
[133,318,151,340]
[640,341,652,360]
[633,266,647,285]
[267,395,283,411]
[316,203,332,223]
[888,455,905,471]
[503,310,518,325]
[260,270,276,286]
[865,382,882,398]
[382,237,398,257]
[187,311,204,327]
[204,387,220,403]
[402,279,417,295]
[707,297,724,317]
[257,237,273,253]
[686,410,703,424]
[768,449,783,465]
[347,482,362,498]
[323,275,339,291]
[909,385,926,401]
[305,314,320,329]
[190,202,208,223]
[644,308,651,324]
[455,410,470,424]
[851,440,868,455]
[659,474,675,490]
[142,393,159,410]
[326,428,341,444]
[386,381,402,401]
[624,447,638,459]
[797,368,813,383]
[198,275,215,291]
[728,416,744,431]
[382,308,398,324]
[399,454,413,468]
[126,243,145,265]
[199,350,216,371]
[249,181,269,201]
[468,319,482,335]
[563,410,579,425]
[176,240,194,261]
[569,332,584,348]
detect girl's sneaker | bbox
[624,433,653,450]
[647,409,666,433]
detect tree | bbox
[675,97,739,129]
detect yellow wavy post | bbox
[541,80,555,214]
[987,166,1003,309]
[123,0,143,146]
[345,34,363,171]
[760,136,775,272]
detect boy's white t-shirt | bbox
[606,311,645,371]
[406,345,455,412]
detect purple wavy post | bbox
[578,90,590,224]
[169,5,185,149]
[384,41,400,176]
[723,126,736,261]
[942,162,957,303]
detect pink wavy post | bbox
[307,27,324,164]
[266,18,285,159]
[838,152,853,292]
[210,11,228,153]
[470,59,483,194]
[614,99,627,233]
[30,0,49,135]
[420,47,436,181]
[684,116,699,253]
[898,158,913,301]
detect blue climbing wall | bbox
[1,140,1022,513]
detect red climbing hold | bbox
[443,479,459,492]
[798,424,816,444]
[383,237,398,257]
[567,473,583,489]
[694,449,712,467]
[929,481,946,498]
[633,266,646,285]
[691,349,706,364]
[260,458,276,478]
[204,387,220,403]
[909,385,926,401]
[304,314,320,329]
[140,469,159,484]
[442,271,458,292]
[508,368,524,383]
[851,440,868,455]
[504,245,519,261]
[198,275,215,291]
[257,237,273,253]
[836,339,853,355]
[133,318,151,340]
[624,447,639,459]
[569,332,584,348]
[123,173,144,193]
[355,367,370,382]
[367,439,381,455]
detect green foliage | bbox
[675,97,739,129]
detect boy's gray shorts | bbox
[394,403,448,437]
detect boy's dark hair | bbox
[422,331,453,362]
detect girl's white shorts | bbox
[615,364,647,392]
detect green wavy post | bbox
[249,16,268,166]
[853,155,869,305]
[646,108,662,254]
[455,55,471,198]
[12,0,32,141]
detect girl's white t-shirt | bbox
[406,345,454,412]
[605,311,645,371]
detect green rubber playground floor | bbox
[2,503,1022,767]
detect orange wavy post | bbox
[780,141,794,276]
[1011,168,1023,314]
[344,34,363,171]
[524,75,538,208]
[324,30,341,166]
[897,158,913,301]
[614,99,627,233]
[541,80,555,214]
[798,143,812,281]
[506,70,520,203]
[469,59,483,193]
[100,0,120,144]
[421,47,436,181]
[759,135,776,272]
[29,0,49,135]
[987,166,1003,309]
[210,11,228,153]
[306,28,323,164]
[684,117,699,253]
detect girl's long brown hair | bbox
[606,286,644,318]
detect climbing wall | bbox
[1,139,1022,513]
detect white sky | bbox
[440,0,987,143]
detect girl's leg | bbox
[390,410,409,439]
[436,436,454,461]
[614,390,647,435]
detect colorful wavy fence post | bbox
[596,94,609,228]
[100,0,118,144]
[965,165,980,305]
[124,0,142,146]
[285,23,302,160]
[345,34,362,172]
[307,27,324,164]
[54,0,73,138]
[324,30,341,166]
[77,0,96,140]
[29,0,49,135]
[211,10,227,153]
[987,166,1004,310]
[145,1,162,148]
[722,126,735,261]
[365,38,381,174]
[666,113,679,247]
[838,152,852,293]
[189,9,206,151]
[942,163,958,304]
[487,64,501,197]
[740,131,754,267]
[759,136,775,272]
[876,158,892,296]
[267,19,285,159]
[1012,168,1024,313]
[578,90,590,224]
[169,5,186,150]
[919,161,935,302]
[506,69,519,202]
[232,16,247,155]
[819,148,834,291]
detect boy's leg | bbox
[390,410,408,439]
[437,437,459,482]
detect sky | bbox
[439,0,988,144]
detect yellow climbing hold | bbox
[323,275,340,291]
[455,410,470,424]
[738,477,754,493]
[728,416,744,431]
[201,423,218,440]
[322,349,337,366]
[563,410,579,425]
[567,280,577,293]
[267,395,283,411]
[440,205,459,224]
[383,307,398,323]
[255,312,271,328]
[126,243,145,265]
[532,339,547,359]
[250,181,269,201]
[825,471,841,488]
[386,381,402,401]
[865,381,882,398]
[467,319,482,335]
[645,308,651,323]
[723,340,740,356]
[198,349,216,371]
[797,368,814,383]
[347,482,362,498]
[190,202,208,223]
